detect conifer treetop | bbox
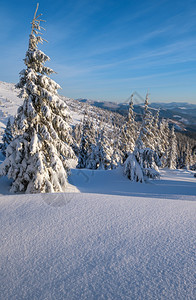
[128,94,134,121]
[17,3,56,92]
[29,3,45,49]
[144,92,149,114]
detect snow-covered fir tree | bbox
[124,153,144,182]
[135,93,156,150]
[93,127,113,170]
[126,95,138,148]
[167,126,177,169]
[124,93,161,182]
[77,116,96,169]
[124,146,161,182]
[175,132,196,169]
[1,118,14,156]
[0,5,75,193]
[120,95,138,162]
[159,118,170,167]
[151,109,162,156]
[185,142,192,170]
[120,124,132,162]
[133,147,161,179]
[110,125,123,169]
[128,94,134,121]
[72,122,83,156]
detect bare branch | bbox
[35,13,43,20]
[33,3,39,20]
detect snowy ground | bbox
[69,167,196,201]
[0,168,196,299]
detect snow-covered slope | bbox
[0,168,196,299]
[0,81,23,141]
[0,81,84,137]
[0,81,124,135]
[0,81,22,118]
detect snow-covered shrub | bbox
[190,163,196,171]
[0,118,14,156]
[134,148,161,179]
[124,148,161,182]
[124,153,144,182]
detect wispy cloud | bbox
[86,26,172,57]
[52,37,196,79]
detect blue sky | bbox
[0,0,196,103]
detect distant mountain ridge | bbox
[76,98,196,133]
[77,98,196,111]
[150,102,196,110]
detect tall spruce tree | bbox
[185,142,192,170]
[135,93,155,150]
[120,95,137,162]
[72,122,83,157]
[0,5,75,193]
[159,118,170,167]
[94,127,113,170]
[167,125,177,169]
[127,95,138,149]
[152,109,162,155]
[125,93,161,182]
[77,116,96,169]
[120,124,131,162]
[110,125,123,169]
